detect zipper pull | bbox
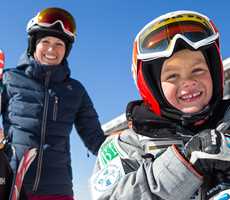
[55,96,58,104]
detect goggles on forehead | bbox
[27,7,76,38]
[135,11,219,61]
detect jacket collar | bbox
[17,52,70,83]
[126,100,230,139]
[126,100,181,139]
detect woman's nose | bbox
[47,45,55,51]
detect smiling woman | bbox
[33,36,66,65]
[1,7,106,200]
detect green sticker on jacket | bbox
[99,139,120,167]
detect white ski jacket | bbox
[90,129,203,200]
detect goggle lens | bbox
[37,8,76,36]
[139,13,215,54]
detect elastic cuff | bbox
[172,144,203,180]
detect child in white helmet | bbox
[90,10,230,200]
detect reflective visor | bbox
[36,8,76,37]
[137,12,217,59]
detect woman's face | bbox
[161,49,213,113]
[33,36,66,65]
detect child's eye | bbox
[165,74,178,81]
[192,68,206,75]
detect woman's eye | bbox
[41,40,49,45]
[56,43,65,47]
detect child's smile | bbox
[179,90,202,102]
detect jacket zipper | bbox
[32,71,51,192]
[53,96,59,121]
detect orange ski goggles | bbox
[134,11,219,62]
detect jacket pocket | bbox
[53,96,59,121]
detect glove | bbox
[183,129,230,175]
[182,129,230,200]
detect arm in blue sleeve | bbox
[74,87,106,155]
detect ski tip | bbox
[0,49,4,58]
[0,50,5,68]
[0,50,4,80]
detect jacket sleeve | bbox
[90,130,203,200]
[74,85,106,155]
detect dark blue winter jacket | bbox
[2,53,106,195]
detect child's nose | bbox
[182,79,198,88]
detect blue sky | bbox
[0,1,230,199]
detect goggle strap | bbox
[35,20,75,38]
[210,20,219,33]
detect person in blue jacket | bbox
[2,7,106,200]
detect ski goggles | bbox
[134,11,219,61]
[27,7,76,38]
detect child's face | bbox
[161,49,213,113]
[33,36,66,65]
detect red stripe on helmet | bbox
[137,61,161,116]
[214,42,224,98]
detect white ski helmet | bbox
[131,10,223,125]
